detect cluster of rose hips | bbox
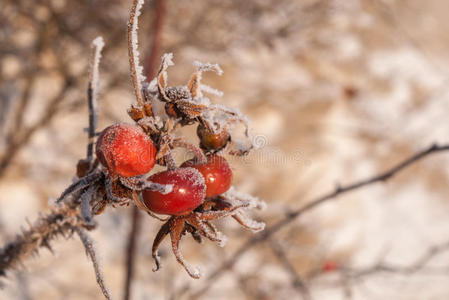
[95,122,232,216]
[61,54,264,279]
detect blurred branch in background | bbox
[269,238,311,300]
[302,239,449,299]
[0,0,129,178]
[189,143,449,299]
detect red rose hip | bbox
[95,123,156,177]
[142,168,206,215]
[197,124,230,152]
[181,155,232,198]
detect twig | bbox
[345,239,449,279]
[123,206,141,300]
[75,227,113,300]
[86,36,104,162]
[269,239,311,300]
[0,203,79,276]
[127,0,146,106]
[189,142,449,299]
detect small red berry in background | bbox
[142,168,206,215]
[197,124,230,152]
[95,123,156,177]
[322,261,339,272]
[181,155,232,198]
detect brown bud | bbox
[197,124,230,152]
[76,159,91,178]
[128,106,146,122]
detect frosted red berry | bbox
[142,168,206,215]
[181,155,232,198]
[95,123,156,177]
[197,124,230,152]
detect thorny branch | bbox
[0,203,80,276]
[189,142,449,299]
[75,227,113,300]
[0,34,111,298]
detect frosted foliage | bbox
[235,211,265,232]
[137,116,163,132]
[80,186,96,225]
[145,78,158,93]
[90,36,104,110]
[195,215,227,247]
[224,186,267,210]
[186,94,211,106]
[155,168,206,197]
[193,61,223,75]
[199,83,223,97]
[201,109,229,133]
[75,228,113,300]
[130,0,146,94]
[147,181,173,194]
[191,61,223,99]
[204,104,252,136]
[217,233,228,247]
[57,172,102,203]
[152,252,161,271]
[173,246,202,278]
[212,104,251,128]
[161,53,174,67]
[159,53,174,85]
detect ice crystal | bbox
[199,83,224,97]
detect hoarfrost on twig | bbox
[0,204,79,276]
[190,61,223,99]
[80,185,97,227]
[119,176,173,194]
[87,36,104,162]
[173,246,202,279]
[157,53,174,88]
[89,37,104,108]
[57,172,103,203]
[128,0,146,106]
[233,211,265,232]
[199,83,224,97]
[75,227,113,300]
[193,61,223,76]
[224,186,267,210]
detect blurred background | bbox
[2,0,449,299]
